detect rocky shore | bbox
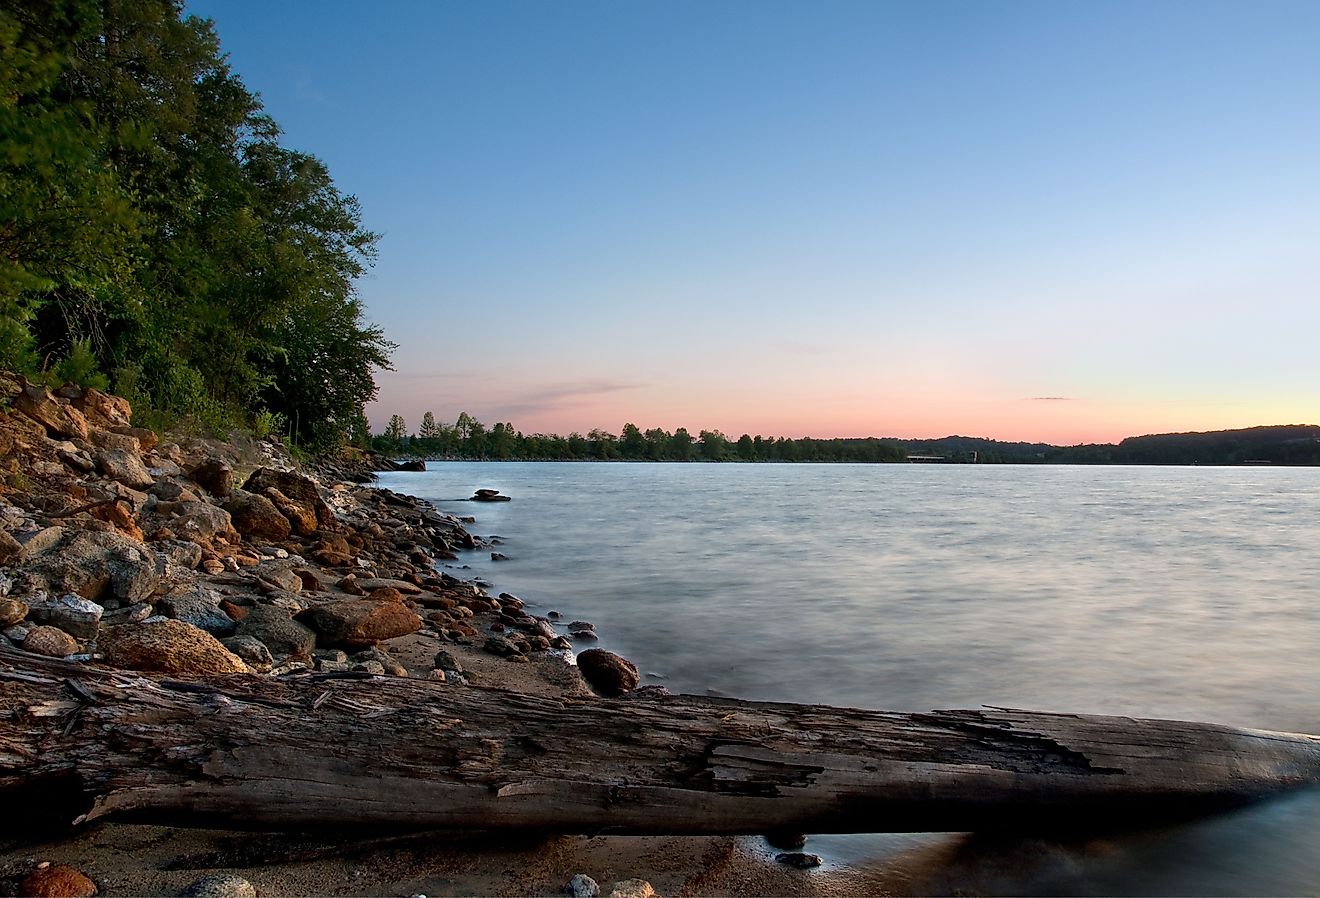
[0,376,870,897]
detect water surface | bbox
[376,463,1320,895]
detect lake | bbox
[375,462,1320,896]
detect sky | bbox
[186,0,1320,445]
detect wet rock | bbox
[223,489,291,542]
[0,597,27,627]
[606,880,654,898]
[234,604,316,657]
[20,863,98,897]
[566,874,600,897]
[571,629,599,642]
[100,620,247,675]
[295,600,422,647]
[567,620,595,633]
[26,594,102,639]
[775,852,823,869]
[95,448,155,490]
[14,381,89,440]
[160,587,235,637]
[179,874,256,898]
[550,635,572,651]
[576,649,640,697]
[22,625,79,657]
[491,552,509,561]
[188,458,233,498]
[220,635,274,673]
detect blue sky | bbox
[187,0,1320,442]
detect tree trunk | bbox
[3,646,1319,836]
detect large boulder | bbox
[243,468,335,533]
[188,458,233,498]
[71,386,132,429]
[99,620,247,675]
[234,604,316,658]
[223,489,291,542]
[13,381,89,440]
[576,649,640,697]
[17,528,159,604]
[296,599,421,647]
[160,501,236,545]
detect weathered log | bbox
[2,646,1318,836]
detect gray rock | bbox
[314,649,348,664]
[161,587,235,637]
[234,604,316,657]
[168,501,234,542]
[17,529,158,604]
[567,874,600,898]
[432,649,463,673]
[775,852,822,869]
[96,448,155,489]
[567,620,595,633]
[102,601,153,625]
[353,646,407,677]
[26,594,102,639]
[180,873,257,898]
[483,635,521,657]
[157,540,204,571]
[3,622,32,643]
[222,635,274,672]
[351,660,386,675]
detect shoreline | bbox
[0,377,879,897]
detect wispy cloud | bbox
[1026,396,1075,401]
[491,381,646,421]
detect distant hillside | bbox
[896,425,1320,465]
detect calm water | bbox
[376,463,1320,895]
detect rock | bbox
[566,874,600,898]
[765,832,808,850]
[243,468,334,531]
[571,630,599,642]
[22,625,79,657]
[20,864,98,897]
[224,489,291,542]
[71,386,131,429]
[102,601,152,625]
[165,501,236,544]
[366,586,403,603]
[0,528,21,564]
[426,668,447,682]
[295,568,322,591]
[295,600,422,647]
[353,646,408,677]
[550,635,572,651]
[354,577,422,594]
[0,596,27,627]
[219,599,248,621]
[95,448,155,490]
[774,852,823,869]
[606,880,654,898]
[14,381,89,439]
[26,594,102,639]
[567,620,595,633]
[160,587,235,637]
[100,620,247,675]
[90,429,141,454]
[432,649,463,673]
[257,564,303,593]
[220,635,274,673]
[490,552,509,561]
[311,533,354,566]
[351,660,386,675]
[397,459,426,471]
[112,425,158,451]
[188,458,233,498]
[155,539,204,571]
[179,874,256,898]
[576,649,639,697]
[234,604,316,657]
[483,635,521,658]
[18,529,160,605]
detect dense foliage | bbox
[1,0,392,450]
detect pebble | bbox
[775,852,823,869]
[180,873,257,898]
[566,873,600,897]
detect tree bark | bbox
[3,646,1318,836]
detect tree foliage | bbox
[0,0,393,450]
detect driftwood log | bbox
[2,646,1319,836]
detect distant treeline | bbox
[376,414,1320,465]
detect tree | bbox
[383,414,407,444]
[418,412,439,440]
[736,434,756,461]
[698,429,729,461]
[671,427,695,461]
[620,423,645,459]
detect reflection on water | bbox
[377,463,1320,895]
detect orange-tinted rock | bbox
[99,620,248,675]
[296,600,422,647]
[20,864,98,898]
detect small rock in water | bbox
[566,873,600,897]
[607,880,655,898]
[775,852,823,869]
[547,610,561,619]
[490,552,509,561]
[180,873,257,898]
[571,630,599,642]
[549,636,572,651]
[567,620,595,632]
